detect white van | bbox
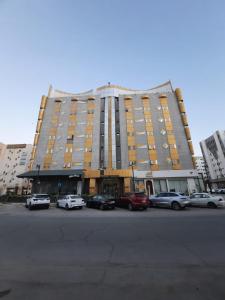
[56,194,85,210]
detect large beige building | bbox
[20,81,200,196]
[0,144,32,195]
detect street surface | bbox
[0,204,225,299]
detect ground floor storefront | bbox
[18,169,201,197]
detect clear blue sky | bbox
[0,0,225,155]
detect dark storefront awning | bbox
[17,169,84,178]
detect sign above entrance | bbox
[134,171,153,178]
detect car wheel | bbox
[46,205,49,209]
[86,203,90,208]
[28,203,33,210]
[65,204,69,210]
[171,201,181,210]
[142,207,147,211]
[56,202,60,208]
[207,202,217,208]
[128,203,133,211]
[100,204,104,210]
[79,206,83,210]
[25,204,28,208]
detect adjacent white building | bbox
[200,130,225,189]
[194,156,207,179]
[0,144,32,195]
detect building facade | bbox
[0,144,32,195]
[194,156,207,179]
[20,81,199,196]
[200,130,225,189]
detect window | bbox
[148,145,156,150]
[150,160,158,165]
[127,132,134,136]
[170,144,177,149]
[135,119,144,123]
[76,134,85,138]
[145,119,152,123]
[128,146,136,150]
[138,160,149,164]
[136,131,145,135]
[147,131,154,136]
[73,162,83,166]
[137,145,147,149]
[172,159,180,165]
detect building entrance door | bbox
[99,177,123,199]
[146,180,154,197]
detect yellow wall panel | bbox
[40,96,47,109]
[185,127,191,140]
[128,137,135,145]
[38,109,44,120]
[167,135,176,144]
[84,139,93,147]
[124,178,131,193]
[64,154,72,163]
[147,136,155,144]
[179,102,186,113]
[151,165,159,171]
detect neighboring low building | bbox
[200,130,225,189]
[0,144,32,195]
[194,156,207,179]
[19,81,200,196]
[0,143,6,161]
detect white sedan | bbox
[189,193,225,208]
[56,195,85,210]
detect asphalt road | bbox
[0,204,225,300]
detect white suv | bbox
[26,194,50,210]
[56,194,85,210]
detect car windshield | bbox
[104,195,114,200]
[134,193,146,197]
[34,194,49,199]
[69,195,80,199]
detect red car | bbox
[117,193,149,211]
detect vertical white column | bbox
[111,97,117,169]
[104,98,108,168]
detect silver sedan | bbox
[189,193,225,208]
[149,192,190,210]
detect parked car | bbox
[149,192,190,210]
[26,194,50,210]
[219,189,225,194]
[86,194,115,210]
[117,193,149,211]
[189,193,225,208]
[56,194,85,210]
